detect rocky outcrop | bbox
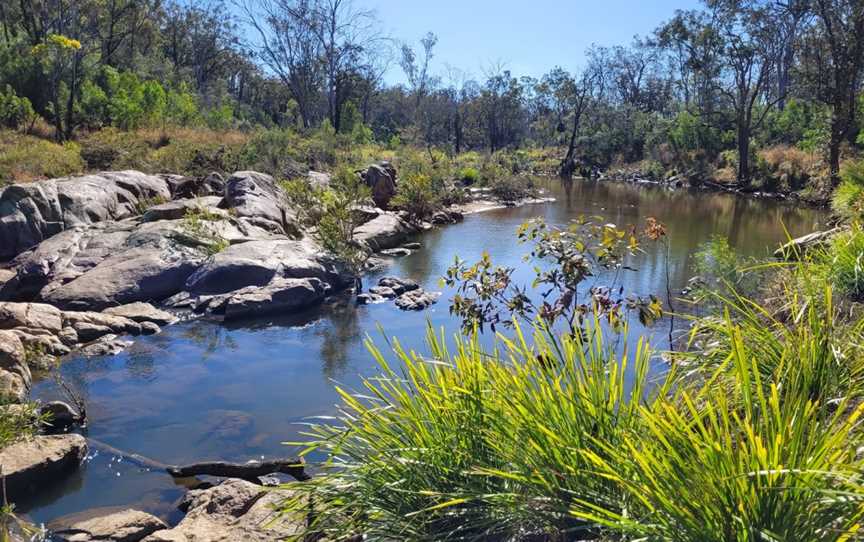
[53,509,167,542]
[361,163,397,209]
[353,213,419,251]
[0,434,87,500]
[0,330,29,402]
[357,276,438,311]
[185,239,348,296]
[0,171,173,261]
[0,302,175,384]
[223,171,300,238]
[142,196,225,222]
[223,278,327,320]
[103,302,178,326]
[142,479,303,542]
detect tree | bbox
[558,54,604,179]
[803,0,864,181]
[710,0,780,183]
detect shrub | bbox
[282,321,671,541]
[391,172,441,220]
[832,160,864,218]
[814,224,864,301]
[0,130,83,183]
[458,166,480,185]
[0,85,36,130]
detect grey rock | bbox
[0,434,87,500]
[354,213,419,251]
[185,239,350,296]
[307,170,331,189]
[58,327,79,346]
[167,172,225,200]
[379,247,412,257]
[774,227,842,260]
[356,293,385,305]
[0,330,29,402]
[39,400,82,431]
[403,242,422,250]
[72,322,114,343]
[431,210,464,225]
[0,302,63,332]
[54,509,168,542]
[368,286,397,299]
[63,311,142,336]
[141,479,302,542]
[142,197,225,222]
[395,289,441,311]
[223,278,326,320]
[102,302,178,326]
[139,321,161,335]
[8,330,66,368]
[378,276,420,295]
[41,245,200,311]
[0,171,171,260]
[361,163,397,209]
[79,334,133,357]
[223,171,300,237]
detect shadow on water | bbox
[23,179,829,525]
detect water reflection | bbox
[25,180,828,526]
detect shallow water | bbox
[24,179,828,526]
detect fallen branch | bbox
[166,459,309,482]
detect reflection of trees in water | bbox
[315,298,361,379]
[181,322,239,360]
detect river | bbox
[23,179,828,527]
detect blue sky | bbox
[366,0,702,84]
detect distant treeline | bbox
[0,0,862,183]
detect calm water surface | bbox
[24,180,829,526]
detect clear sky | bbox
[366,0,703,84]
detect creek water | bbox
[23,179,828,527]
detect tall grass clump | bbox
[812,223,864,301]
[832,159,864,218]
[281,320,671,541]
[576,306,864,541]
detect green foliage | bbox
[833,160,864,218]
[0,85,35,130]
[577,318,864,541]
[282,168,371,275]
[458,166,480,184]
[391,172,441,220]
[813,224,864,300]
[0,130,83,183]
[282,320,672,541]
[179,206,230,256]
[444,218,664,334]
[0,402,41,451]
[690,235,759,303]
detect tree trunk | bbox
[737,119,750,184]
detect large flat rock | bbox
[142,479,302,542]
[53,508,168,542]
[353,213,419,251]
[0,434,87,500]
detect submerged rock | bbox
[142,479,303,542]
[53,509,167,542]
[0,434,87,500]
[79,334,134,357]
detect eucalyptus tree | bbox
[801,0,864,181]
